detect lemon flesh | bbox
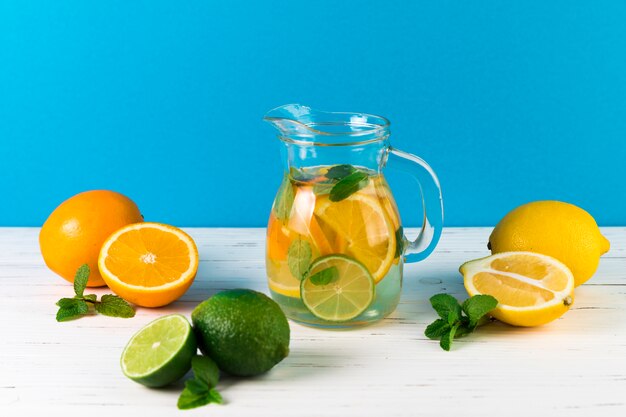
[461,252,575,327]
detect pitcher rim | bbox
[264,104,390,147]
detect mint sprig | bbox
[310,164,371,201]
[329,171,369,202]
[178,356,223,410]
[425,293,497,351]
[55,264,135,321]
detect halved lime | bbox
[300,255,375,322]
[121,314,197,387]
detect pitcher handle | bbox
[387,147,444,263]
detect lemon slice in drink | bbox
[461,252,575,327]
[301,255,375,322]
[121,314,197,387]
[315,194,396,283]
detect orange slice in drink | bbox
[267,213,292,262]
[267,193,344,298]
[98,222,198,307]
[461,252,575,327]
[315,194,396,283]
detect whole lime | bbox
[191,289,290,376]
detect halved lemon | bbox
[461,251,575,327]
[315,194,396,283]
[301,255,375,322]
[98,222,199,307]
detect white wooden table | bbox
[1,227,624,416]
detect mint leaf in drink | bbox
[325,164,356,180]
[329,171,369,202]
[425,293,498,351]
[287,239,312,279]
[394,226,404,258]
[191,356,220,388]
[429,294,462,323]
[273,175,295,221]
[309,266,338,286]
[95,295,135,318]
[73,264,90,297]
[56,298,89,322]
[289,166,308,182]
[313,181,335,196]
[462,294,498,329]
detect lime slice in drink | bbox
[121,314,197,387]
[300,255,375,322]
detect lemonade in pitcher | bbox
[267,165,404,326]
[264,104,443,328]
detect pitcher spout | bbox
[263,104,317,137]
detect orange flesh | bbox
[104,227,191,287]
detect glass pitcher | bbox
[264,104,443,328]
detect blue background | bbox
[1,1,625,227]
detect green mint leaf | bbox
[394,226,404,258]
[424,319,450,339]
[192,356,220,388]
[454,323,473,338]
[73,264,90,298]
[313,181,335,196]
[462,295,498,328]
[287,238,312,280]
[289,166,308,182]
[325,164,356,180]
[208,388,223,404]
[429,294,462,323]
[186,378,210,394]
[94,295,135,318]
[273,174,295,221]
[56,299,89,322]
[83,294,97,302]
[57,297,80,308]
[308,266,338,286]
[440,323,459,351]
[177,379,211,410]
[447,311,459,326]
[329,171,369,202]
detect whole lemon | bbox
[39,190,143,287]
[488,201,610,287]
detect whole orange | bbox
[39,190,143,287]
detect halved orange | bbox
[314,193,396,283]
[461,251,575,327]
[98,222,199,307]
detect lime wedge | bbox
[121,314,197,387]
[300,255,375,322]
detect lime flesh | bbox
[301,255,375,322]
[121,314,197,387]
